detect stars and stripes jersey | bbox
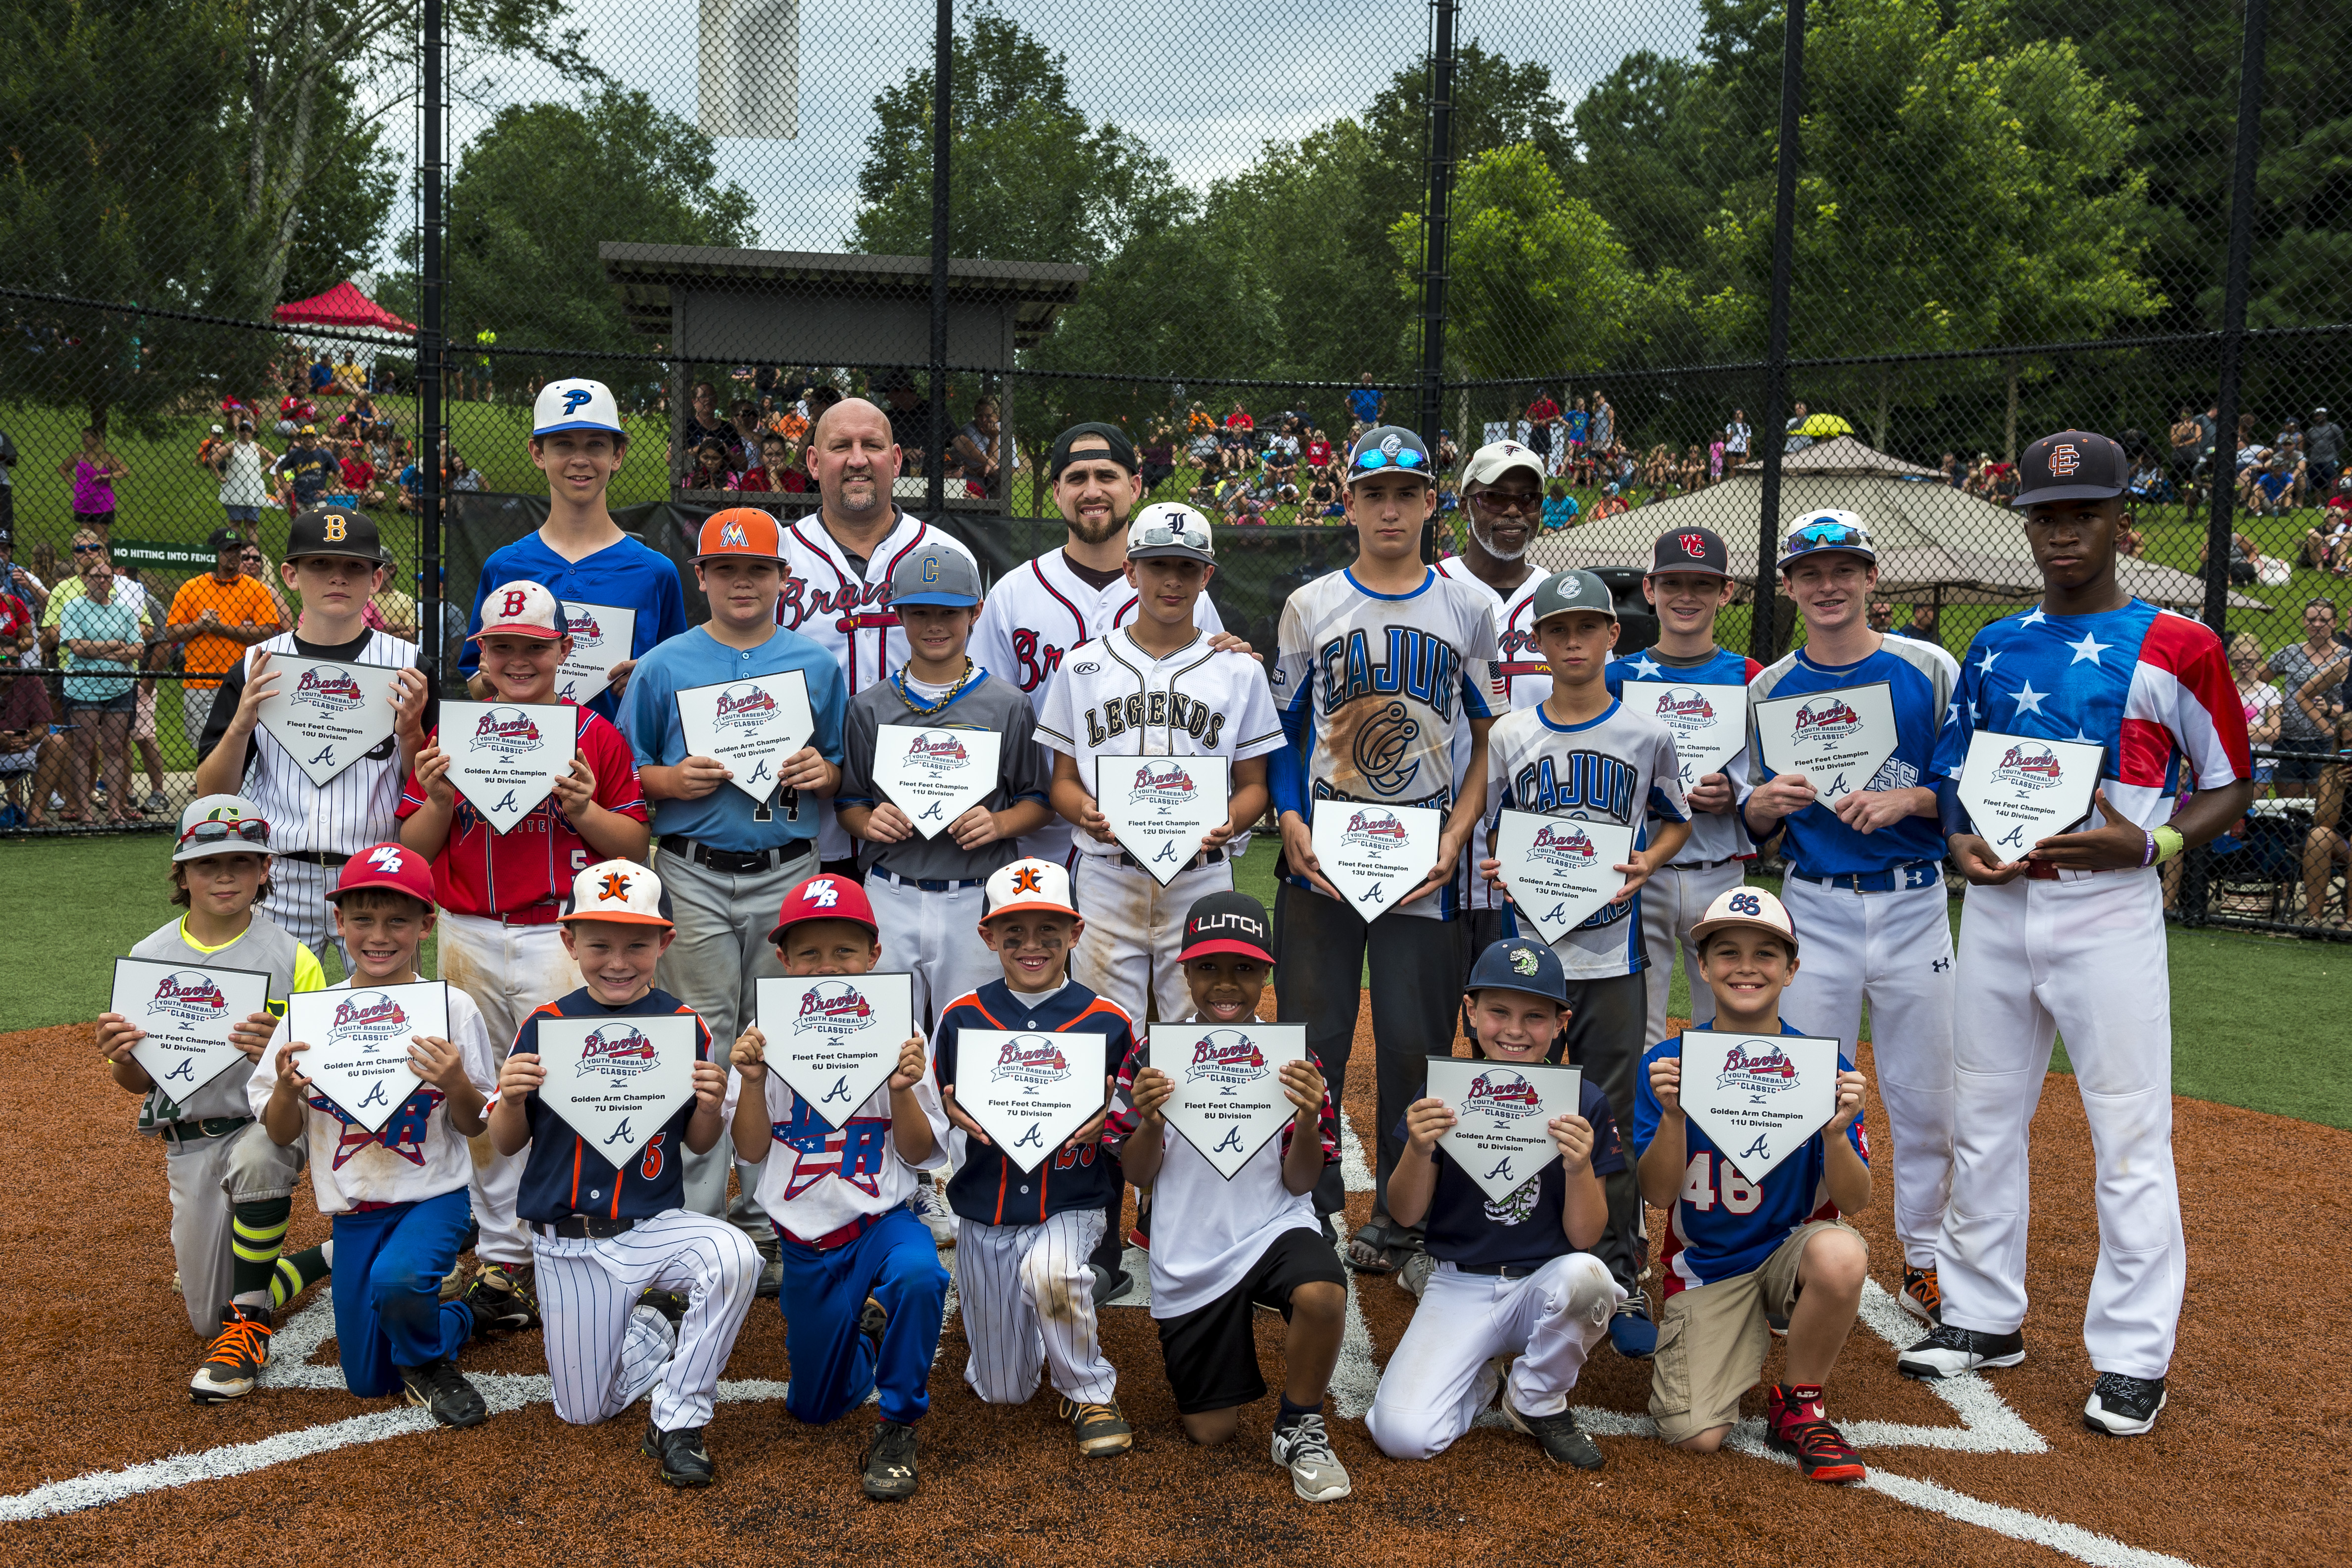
[1489,697,1689,978]
[971,545,1226,867]
[931,979,1135,1226]
[127,911,325,1130]
[505,987,712,1225]
[197,628,431,857]
[1608,645,1761,864]
[395,703,647,919]
[1633,1024,1868,1297]
[458,530,688,725]
[1269,567,1504,919]
[1932,599,2252,833]
[1435,560,1549,912]
[1740,637,1957,877]
[249,975,495,1215]
[1032,627,1286,861]
[724,1006,949,1238]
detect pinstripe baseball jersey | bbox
[197,628,428,857]
[1435,558,1549,913]
[395,703,647,918]
[1032,627,1285,860]
[1931,598,2251,831]
[1608,644,1761,864]
[932,979,1135,1226]
[723,1023,951,1238]
[505,986,712,1224]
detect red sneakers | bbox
[1766,1383,1866,1483]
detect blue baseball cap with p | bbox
[532,378,625,438]
[1466,937,1569,1004]
[888,545,982,608]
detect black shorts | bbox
[1528,425,1552,454]
[1155,1226,1344,1415]
[2273,734,2343,786]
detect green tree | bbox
[1570,53,1719,279]
[276,96,400,304]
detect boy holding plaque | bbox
[491,858,760,1488]
[257,845,499,1427]
[931,857,1137,1458]
[725,872,950,1503]
[1632,887,1873,1483]
[97,793,332,1402]
[1368,938,1623,1467]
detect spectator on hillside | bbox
[1264,425,1298,489]
[1590,482,1631,522]
[1140,428,1177,494]
[2303,491,2352,573]
[1525,387,1560,465]
[1185,426,1219,471]
[1868,599,1894,633]
[739,432,807,495]
[2244,453,2293,518]
[61,426,126,537]
[2200,527,2264,584]
[1220,401,1255,464]
[2306,406,2344,500]
[1435,429,1460,472]
[1783,400,1813,453]
[0,524,46,625]
[211,420,273,536]
[393,442,424,516]
[1725,408,1752,467]
[1348,373,1383,426]
[273,425,335,509]
[682,380,727,454]
[954,396,1010,498]
[2115,509,2148,558]
[0,659,57,829]
[1588,390,1614,453]
[1541,480,1580,531]
[1303,427,1333,475]
[339,438,385,507]
[682,437,737,491]
[309,353,336,396]
[1709,436,1726,482]
[446,446,481,493]
[1305,472,1340,518]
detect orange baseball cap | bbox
[694,506,784,563]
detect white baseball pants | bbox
[954,1208,1116,1406]
[866,874,996,1030]
[531,1208,761,1432]
[1939,869,2184,1380]
[1071,853,1232,1029]
[1779,873,1956,1269]
[1638,860,1747,1048]
[435,911,578,1267]
[1365,1252,1621,1460]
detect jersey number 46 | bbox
[1680,1151,1762,1214]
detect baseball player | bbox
[971,423,1227,870]
[254,844,498,1426]
[194,506,433,968]
[834,546,1051,1030]
[1605,526,1762,1049]
[726,874,951,1503]
[399,578,651,1326]
[1270,425,1501,1271]
[460,378,686,723]
[95,794,330,1402]
[932,858,1137,1457]
[1478,569,1689,1357]
[1900,431,2254,1439]
[1635,886,1873,1483]
[621,507,848,1283]
[488,858,761,1487]
[1738,512,1958,1329]
[1367,938,1624,1467]
[774,395,978,874]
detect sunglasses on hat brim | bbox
[178,817,270,850]
[1783,522,1872,554]
[1349,447,1427,473]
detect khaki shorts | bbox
[1648,1219,1865,1444]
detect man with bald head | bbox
[773,394,977,877]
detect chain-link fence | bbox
[2,0,2347,935]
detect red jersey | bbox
[395,704,647,919]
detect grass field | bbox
[9,831,2344,1129]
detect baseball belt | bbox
[1785,859,1941,894]
[658,833,807,876]
[776,1210,883,1254]
[276,850,351,868]
[537,1215,638,1240]
[155,1114,254,1144]
[1114,844,1228,874]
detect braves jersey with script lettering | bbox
[1489,697,1688,977]
[932,979,1135,1226]
[504,987,712,1225]
[1633,1023,1868,1295]
[1033,627,1286,861]
[725,1008,949,1240]
[1608,645,1761,864]
[1435,560,1549,913]
[972,545,1225,867]
[1270,567,1503,919]
[1932,599,2250,833]
[1741,638,1957,877]
[395,703,647,918]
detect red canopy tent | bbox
[273,280,416,335]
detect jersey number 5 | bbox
[639,1133,666,1182]
[1680,1151,1761,1214]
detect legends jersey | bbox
[1608,645,1761,864]
[1406,1072,1623,1270]
[505,987,712,1225]
[1435,559,1549,914]
[725,1019,949,1239]
[1270,567,1503,918]
[932,979,1136,1226]
[1932,599,2251,832]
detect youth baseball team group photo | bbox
[93,376,2250,1505]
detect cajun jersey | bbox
[395,703,647,918]
[1633,1023,1869,1296]
[251,976,495,1214]
[931,980,1136,1227]
[1403,1072,1624,1271]
[1032,627,1286,860]
[724,1003,949,1240]
[505,987,713,1225]
[1608,645,1761,864]
[1489,697,1688,977]
[773,510,976,861]
[1269,566,1503,919]
[1435,559,1548,913]
[1932,599,2251,834]
[1741,637,1957,877]
[972,545,1226,867]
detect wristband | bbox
[2139,830,2158,868]
[2153,824,2185,864]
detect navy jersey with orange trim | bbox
[506,985,713,1224]
[932,979,1134,1227]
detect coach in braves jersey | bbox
[1606,526,1761,1049]
[1739,511,1959,1332]
[972,423,1226,869]
[460,380,687,725]
[1271,426,1501,1267]
[774,397,976,874]
[1899,431,2253,1440]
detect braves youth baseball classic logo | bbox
[1461,1067,1545,1120]
[1128,759,1198,805]
[1527,821,1601,867]
[1342,807,1411,847]
[991,1035,1072,1086]
[565,609,606,648]
[577,1022,659,1080]
[1184,1029,1270,1090]
[900,732,970,771]
[1793,698,1862,737]
[792,980,875,1037]
[1653,686,1718,723]
[147,971,229,1024]
[292,666,367,713]
[330,991,410,1044]
[711,682,778,730]
[1715,1039,1799,1095]
[1992,741,2066,791]
[470,706,547,756]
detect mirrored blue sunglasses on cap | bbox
[1783,520,1872,554]
[1349,444,1426,472]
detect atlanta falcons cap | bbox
[1178,889,1275,965]
[694,506,784,563]
[469,578,569,642]
[1649,525,1731,579]
[1461,439,1546,491]
[768,873,879,945]
[983,858,1078,921]
[533,377,626,437]
[1466,937,1569,1004]
[1690,884,1799,954]
[561,858,674,928]
[327,842,437,906]
[2014,429,2127,508]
